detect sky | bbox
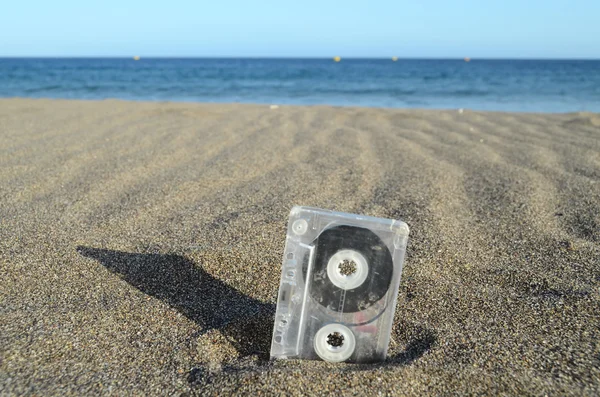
[1,0,599,58]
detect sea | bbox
[1,58,599,112]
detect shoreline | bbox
[3,96,600,115]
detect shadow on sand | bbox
[77,246,275,360]
[77,246,435,377]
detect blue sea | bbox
[1,58,599,112]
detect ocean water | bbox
[1,58,599,112]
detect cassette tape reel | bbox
[271,207,410,363]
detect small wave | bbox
[423,73,449,81]
[314,87,417,96]
[24,85,63,93]
[439,89,490,97]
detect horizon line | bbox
[1,56,600,61]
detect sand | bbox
[0,98,599,395]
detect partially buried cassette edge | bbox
[270,206,410,363]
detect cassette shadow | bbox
[344,324,436,372]
[389,325,436,366]
[76,246,275,360]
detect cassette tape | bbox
[270,206,410,363]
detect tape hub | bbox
[326,249,369,290]
[314,324,356,362]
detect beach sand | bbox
[1,99,599,395]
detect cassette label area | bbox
[271,206,409,363]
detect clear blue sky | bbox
[1,0,599,58]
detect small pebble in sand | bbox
[458,108,464,114]
[270,105,279,109]
[559,240,576,251]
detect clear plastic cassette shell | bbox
[270,206,410,363]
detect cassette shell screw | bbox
[292,219,308,235]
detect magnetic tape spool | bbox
[303,225,394,315]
